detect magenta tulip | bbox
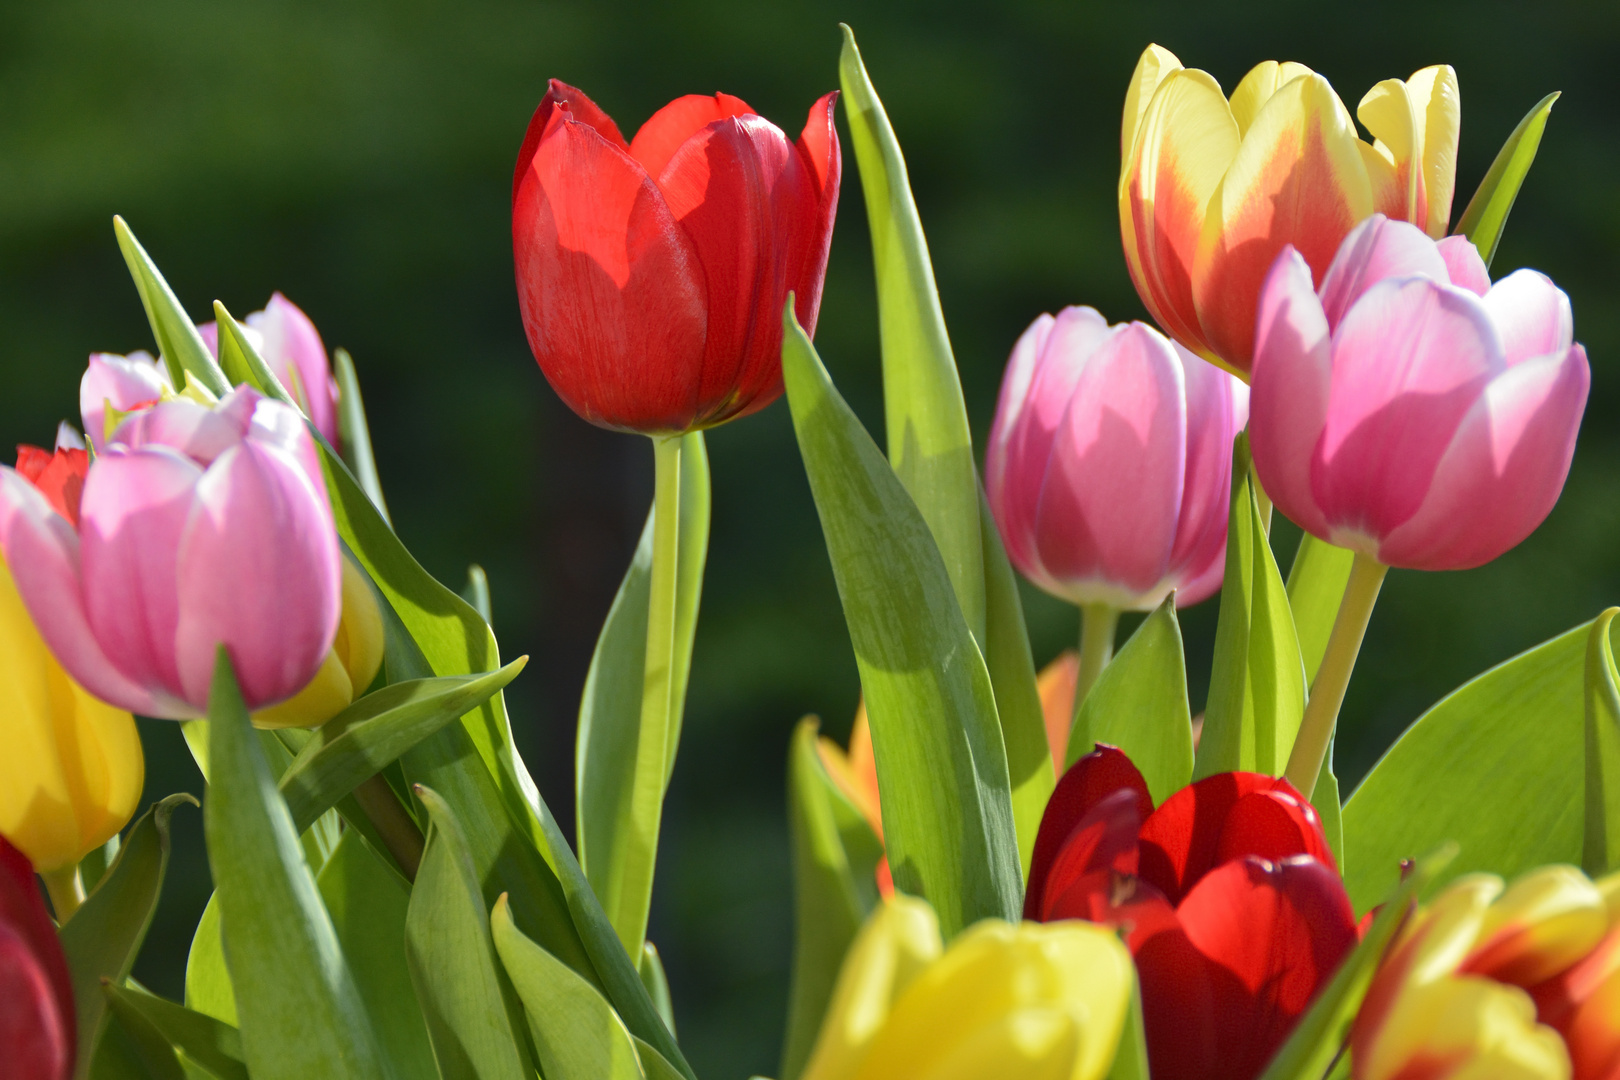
[0,385,341,718]
[986,307,1249,610]
[199,293,341,446]
[1249,215,1590,571]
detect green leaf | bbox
[318,830,439,1080]
[1069,595,1194,804]
[1584,608,1620,875]
[333,347,392,524]
[102,984,248,1080]
[1195,436,1306,780]
[461,564,492,623]
[490,895,645,1080]
[1256,844,1456,1080]
[184,896,235,1027]
[405,787,533,1080]
[278,660,528,832]
[210,301,294,404]
[978,480,1055,875]
[96,992,186,1080]
[1343,618,1606,913]
[637,943,676,1039]
[781,302,1021,938]
[839,24,984,644]
[111,217,229,397]
[1454,91,1559,269]
[781,718,884,1080]
[62,794,194,1080]
[634,1037,685,1080]
[202,650,388,1080]
[1105,972,1150,1080]
[1315,736,1345,872]
[1286,534,1355,686]
[78,836,120,895]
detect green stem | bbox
[1284,552,1388,798]
[610,434,684,959]
[351,773,425,880]
[1073,603,1120,724]
[41,865,84,923]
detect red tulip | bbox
[512,80,841,434]
[0,836,74,1080]
[1026,746,1356,1080]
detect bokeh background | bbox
[2,0,1617,1074]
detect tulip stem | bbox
[1284,552,1388,799]
[41,865,84,923]
[1074,603,1120,722]
[352,773,424,880]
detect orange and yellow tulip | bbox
[1119,45,1459,377]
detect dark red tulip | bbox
[1027,746,1356,1080]
[0,836,74,1080]
[512,80,841,434]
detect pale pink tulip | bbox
[199,293,340,446]
[79,352,169,454]
[0,386,340,718]
[1249,215,1589,571]
[986,307,1249,609]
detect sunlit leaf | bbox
[1584,608,1620,876]
[111,217,228,396]
[102,983,247,1080]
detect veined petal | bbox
[1228,60,1316,138]
[1122,44,1184,165]
[1408,65,1461,238]
[1482,269,1575,367]
[1193,72,1375,372]
[629,92,755,180]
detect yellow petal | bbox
[51,664,143,864]
[1465,865,1609,987]
[1407,65,1461,237]
[251,648,353,730]
[1121,44,1183,168]
[1229,60,1316,137]
[1359,976,1570,1080]
[1357,78,1420,221]
[334,554,384,694]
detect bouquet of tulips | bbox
[3,22,1616,1080]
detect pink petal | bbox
[79,352,168,454]
[1481,268,1574,367]
[246,395,327,496]
[985,312,1057,576]
[248,294,339,446]
[1315,214,1449,332]
[1248,247,1333,540]
[1312,277,1500,544]
[1378,344,1589,570]
[111,397,250,466]
[174,441,341,711]
[1436,235,1491,295]
[1166,347,1246,592]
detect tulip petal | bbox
[0,922,72,1080]
[110,397,250,466]
[1408,65,1462,238]
[15,447,88,530]
[1228,60,1316,138]
[1357,78,1422,225]
[782,91,842,346]
[629,92,755,180]
[1166,346,1247,590]
[1136,770,1310,903]
[986,312,1058,568]
[1313,277,1500,546]
[1481,269,1575,367]
[248,294,338,446]
[512,79,628,203]
[514,110,708,432]
[1121,68,1238,359]
[1531,925,1620,1080]
[1316,215,1449,332]
[0,831,74,1032]
[1437,235,1491,295]
[1025,746,1153,920]
[1463,865,1607,988]
[79,352,167,454]
[1193,73,1375,371]
[1035,789,1143,920]
[173,441,341,711]
[1249,247,1334,540]
[1215,790,1338,874]
[1376,344,1587,570]
[1121,44,1183,163]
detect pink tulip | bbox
[80,351,169,454]
[199,293,340,446]
[1249,215,1589,571]
[0,385,341,718]
[986,307,1249,609]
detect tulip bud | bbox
[985,308,1248,611]
[251,553,385,729]
[79,351,169,455]
[800,895,1134,1080]
[0,836,75,1080]
[199,293,341,447]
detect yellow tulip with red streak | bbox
[1120,45,1460,377]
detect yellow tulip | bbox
[800,895,1134,1080]
[0,553,143,873]
[251,554,385,729]
[1119,44,1459,377]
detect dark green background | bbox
[2,1,1616,1074]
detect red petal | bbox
[513,79,628,205]
[15,445,88,529]
[0,838,73,1072]
[1216,789,1338,876]
[629,92,755,181]
[1139,771,1317,903]
[1034,789,1143,920]
[781,91,842,344]
[1024,745,1153,920]
[513,115,707,432]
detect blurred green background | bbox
[2,0,1616,1074]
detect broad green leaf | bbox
[491,895,644,1080]
[1343,618,1607,913]
[202,651,388,1080]
[1196,436,1306,779]
[1454,91,1560,269]
[781,718,884,1080]
[1286,534,1355,685]
[103,983,247,1080]
[1584,608,1620,875]
[111,217,229,396]
[318,831,438,1080]
[184,896,235,1027]
[1069,595,1194,804]
[461,564,492,623]
[978,481,1055,875]
[1105,973,1149,1080]
[279,660,528,832]
[839,24,984,644]
[635,1037,685,1080]
[211,301,293,404]
[62,794,194,1080]
[1256,844,1455,1080]
[333,347,392,524]
[638,943,676,1039]
[781,303,1021,937]
[406,787,533,1080]
[96,994,186,1080]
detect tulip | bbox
[1248,215,1590,796]
[512,79,841,434]
[1120,44,1460,376]
[1528,872,1620,1080]
[817,702,892,898]
[799,893,1134,1080]
[0,836,74,1080]
[985,306,1247,708]
[0,386,341,719]
[1025,745,1356,1080]
[80,351,169,454]
[250,552,385,729]
[199,293,341,447]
